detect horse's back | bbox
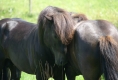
[1,18,36,41]
[76,20,118,45]
[0,18,11,24]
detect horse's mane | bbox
[38,6,75,45]
[70,12,88,23]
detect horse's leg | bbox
[0,70,2,80]
[0,51,5,80]
[3,59,21,80]
[53,66,65,80]
[10,64,21,80]
[36,70,42,80]
[65,63,77,80]
[3,62,10,80]
[99,77,101,80]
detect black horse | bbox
[0,13,87,80]
[0,18,21,80]
[65,13,88,80]
[66,13,103,80]
[0,7,73,79]
[67,19,118,80]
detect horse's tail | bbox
[99,36,118,80]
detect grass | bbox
[20,72,85,80]
[0,0,118,25]
[0,0,118,80]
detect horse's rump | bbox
[74,20,118,80]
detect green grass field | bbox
[20,72,85,80]
[0,0,118,80]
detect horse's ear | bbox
[79,14,88,21]
[45,14,53,20]
[72,14,88,23]
[78,16,84,22]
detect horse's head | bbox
[38,6,75,66]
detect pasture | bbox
[0,0,118,80]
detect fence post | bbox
[29,0,32,14]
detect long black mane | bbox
[38,6,75,45]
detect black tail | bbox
[99,36,118,80]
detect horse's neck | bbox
[74,21,84,30]
[32,29,51,56]
[26,28,48,68]
[30,27,55,65]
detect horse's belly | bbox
[8,50,35,74]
